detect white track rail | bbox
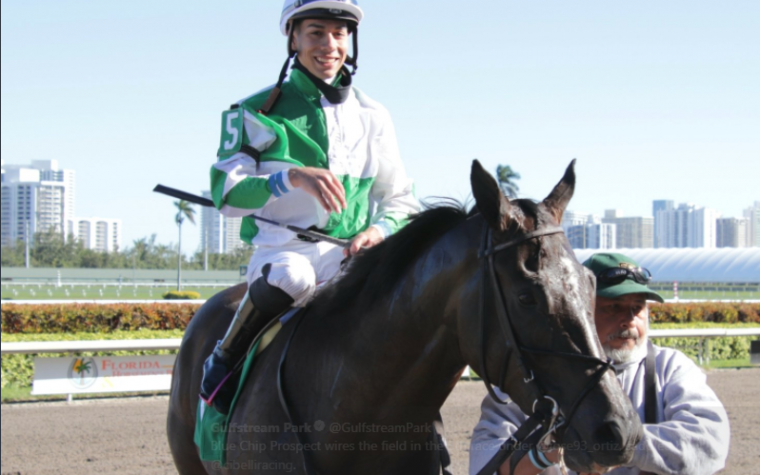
[1,339,182,355]
[3,330,758,356]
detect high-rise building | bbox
[563,211,590,248]
[655,203,720,248]
[587,222,617,249]
[744,202,760,247]
[561,210,591,232]
[1,160,123,251]
[566,224,588,249]
[602,210,654,248]
[716,217,749,248]
[69,217,122,252]
[200,191,245,254]
[563,212,616,249]
[1,160,75,247]
[652,200,674,248]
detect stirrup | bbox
[200,372,234,407]
[199,349,235,407]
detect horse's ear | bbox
[542,159,576,223]
[471,159,512,232]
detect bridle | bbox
[475,220,614,475]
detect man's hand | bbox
[344,226,384,257]
[288,167,347,214]
[499,448,560,475]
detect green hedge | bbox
[650,322,759,361]
[1,303,200,334]
[649,302,760,323]
[1,330,184,389]
[2,302,758,335]
[163,290,201,300]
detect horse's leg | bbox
[167,284,247,475]
[167,346,208,475]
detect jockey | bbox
[201,0,420,414]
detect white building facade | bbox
[587,222,617,249]
[69,217,122,252]
[655,203,720,248]
[200,191,244,254]
[1,160,124,251]
[744,202,760,247]
[562,212,616,250]
[716,217,748,248]
[652,200,674,248]
[1,160,75,247]
[602,210,654,249]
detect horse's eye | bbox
[518,293,537,306]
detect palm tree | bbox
[496,164,521,199]
[174,200,196,291]
[73,358,93,385]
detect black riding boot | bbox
[200,269,294,415]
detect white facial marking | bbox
[560,255,582,294]
[556,254,601,360]
[559,255,593,333]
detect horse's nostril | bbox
[591,421,628,463]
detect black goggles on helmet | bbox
[596,266,652,286]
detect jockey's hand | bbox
[344,227,384,257]
[288,167,347,214]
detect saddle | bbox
[193,306,305,465]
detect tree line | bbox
[0,229,252,270]
[2,164,521,271]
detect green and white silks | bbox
[210,68,419,247]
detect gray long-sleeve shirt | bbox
[469,345,730,475]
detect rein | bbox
[476,222,613,475]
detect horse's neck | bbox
[321,225,477,413]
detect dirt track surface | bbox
[2,368,758,475]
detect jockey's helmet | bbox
[280,0,363,36]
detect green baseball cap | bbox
[582,253,664,303]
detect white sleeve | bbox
[469,391,562,475]
[628,352,730,475]
[368,109,419,237]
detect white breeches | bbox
[245,240,345,307]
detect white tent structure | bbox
[574,248,760,283]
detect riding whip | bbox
[153,184,350,248]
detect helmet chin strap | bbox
[347,26,358,75]
[258,29,297,115]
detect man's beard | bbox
[603,327,648,364]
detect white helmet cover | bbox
[280,0,364,35]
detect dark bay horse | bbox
[167,160,642,474]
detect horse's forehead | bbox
[540,241,579,280]
[554,252,582,285]
[536,247,595,318]
[515,200,552,226]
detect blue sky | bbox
[2,0,758,254]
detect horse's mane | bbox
[311,200,470,315]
